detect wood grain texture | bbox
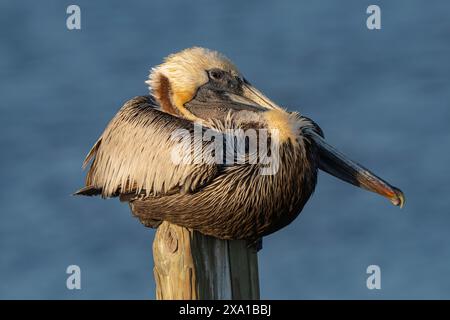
[153,221,259,300]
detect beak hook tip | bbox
[391,187,405,209]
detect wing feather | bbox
[77,96,218,198]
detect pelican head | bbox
[146,47,283,120]
[145,47,404,209]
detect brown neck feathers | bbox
[155,75,180,116]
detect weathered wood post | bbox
[153,221,260,299]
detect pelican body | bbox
[76,47,404,242]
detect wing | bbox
[75,96,219,198]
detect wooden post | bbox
[153,221,260,300]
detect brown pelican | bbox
[75,47,404,242]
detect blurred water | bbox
[0,0,449,299]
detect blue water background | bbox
[0,0,449,299]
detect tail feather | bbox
[73,186,102,196]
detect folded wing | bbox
[75,96,219,198]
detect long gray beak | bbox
[307,130,405,208]
[223,83,284,111]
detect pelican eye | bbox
[208,69,225,81]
